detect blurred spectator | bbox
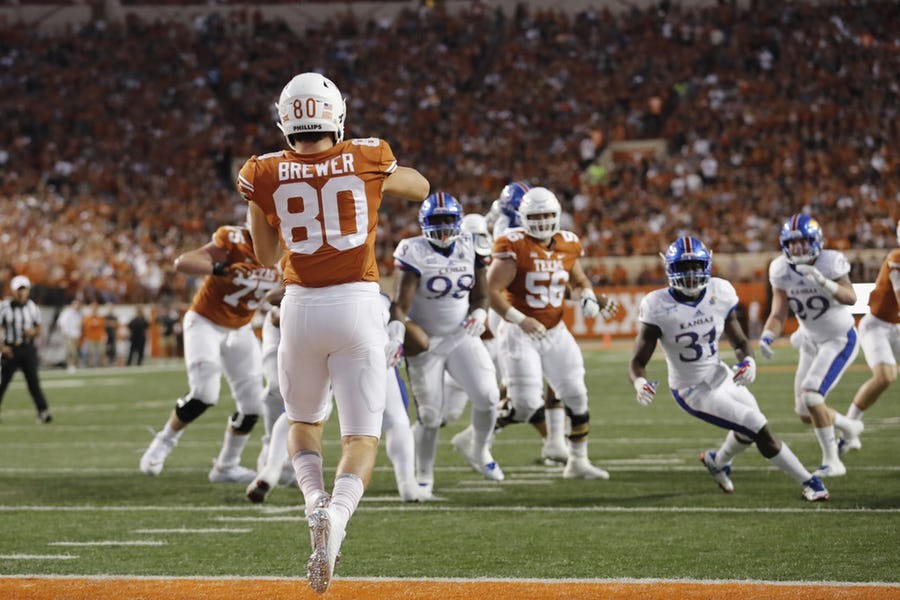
[0,2,895,298]
[104,308,119,366]
[127,307,150,366]
[156,305,181,359]
[81,303,106,368]
[56,299,83,373]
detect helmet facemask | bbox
[663,236,713,297]
[419,193,463,248]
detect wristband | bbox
[821,278,839,297]
[505,307,526,324]
[212,262,227,276]
[760,329,776,342]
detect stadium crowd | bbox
[0,0,896,305]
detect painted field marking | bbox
[0,554,77,560]
[132,528,252,534]
[48,541,167,546]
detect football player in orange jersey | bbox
[487,187,618,480]
[841,218,900,454]
[243,72,429,594]
[139,224,279,483]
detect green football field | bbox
[0,344,897,585]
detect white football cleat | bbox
[208,462,257,483]
[245,478,272,504]
[541,440,568,466]
[699,451,734,493]
[562,457,610,480]
[801,475,829,502]
[813,460,847,478]
[416,480,434,501]
[397,479,423,503]
[451,428,505,481]
[306,506,346,595]
[139,433,177,476]
[837,419,864,456]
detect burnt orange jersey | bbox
[189,226,280,328]
[869,248,900,323]
[238,138,398,287]
[493,228,584,329]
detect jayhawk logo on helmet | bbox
[663,236,713,297]
[779,214,824,265]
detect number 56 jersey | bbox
[638,278,739,390]
[238,138,398,288]
[393,233,480,337]
[768,250,854,343]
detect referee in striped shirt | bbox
[0,276,52,423]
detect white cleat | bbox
[813,460,847,478]
[699,451,734,493]
[306,506,345,595]
[208,462,257,483]
[416,480,434,501]
[562,457,610,480]
[139,434,176,476]
[451,428,505,481]
[397,479,424,502]
[541,441,568,466]
[245,478,272,504]
[837,419,864,456]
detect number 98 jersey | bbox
[639,278,739,390]
[768,250,854,342]
[394,233,481,337]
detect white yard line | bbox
[48,541,167,546]
[0,554,77,560]
[132,528,251,534]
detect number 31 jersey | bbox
[238,138,398,288]
[393,234,480,337]
[492,228,583,330]
[638,278,739,390]
[768,250,853,342]
[190,226,280,329]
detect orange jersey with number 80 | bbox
[492,229,584,329]
[190,226,280,328]
[238,138,398,287]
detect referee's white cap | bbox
[10,275,31,291]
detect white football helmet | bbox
[518,187,561,240]
[276,72,346,146]
[462,213,492,257]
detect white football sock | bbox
[715,430,751,467]
[814,426,839,464]
[292,451,326,514]
[847,404,864,421]
[215,429,250,468]
[330,473,364,524]
[767,442,812,483]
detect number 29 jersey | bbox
[238,138,398,288]
[189,226,280,329]
[768,250,854,342]
[393,234,480,337]
[492,228,583,330]
[638,278,739,390]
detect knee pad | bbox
[801,390,825,408]
[174,397,212,423]
[230,411,259,434]
[416,403,443,429]
[566,408,590,442]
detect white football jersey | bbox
[768,250,854,342]
[393,233,480,336]
[638,278,739,390]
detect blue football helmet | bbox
[497,181,532,227]
[663,236,713,297]
[779,214,824,265]
[419,192,463,248]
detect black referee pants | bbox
[0,344,49,413]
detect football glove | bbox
[461,308,487,337]
[580,289,600,318]
[732,357,756,386]
[633,377,659,407]
[794,264,838,296]
[600,297,620,320]
[759,330,775,360]
[385,320,406,368]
